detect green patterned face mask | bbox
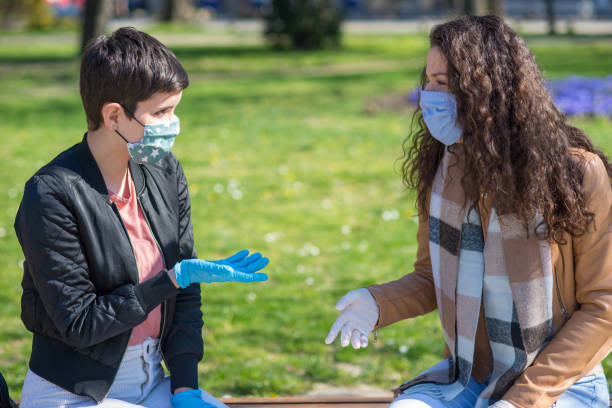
[115,105,180,164]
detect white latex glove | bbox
[325,288,379,349]
[489,401,517,408]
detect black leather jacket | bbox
[0,370,17,408]
[14,134,203,402]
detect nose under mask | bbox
[419,90,462,146]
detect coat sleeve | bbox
[164,159,204,392]
[15,174,178,349]
[503,154,612,408]
[366,211,437,329]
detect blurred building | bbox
[43,0,612,19]
[341,0,612,19]
[43,0,85,17]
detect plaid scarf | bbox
[396,149,554,406]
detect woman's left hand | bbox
[170,389,217,408]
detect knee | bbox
[199,389,229,408]
[388,397,434,408]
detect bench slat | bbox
[220,396,612,407]
[12,395,612,406]
[220,396,393,407]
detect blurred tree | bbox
[264,0,342,50]
[0,0,21,24]
[451,0,505,15]
[161,0,193,21]
[486,0,504,15]
[0,0,54,29]
[224,0,241,18]
[81,0,111,52]
[25,0,54,28]
[545,0,556,35]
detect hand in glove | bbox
[174,249,268,288]
[170,389,217,408]
[325,288,379,349]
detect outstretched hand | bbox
[174,250,269,288]
[325,288,379,349]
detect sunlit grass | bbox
[0,29,610,399]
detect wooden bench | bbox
[220,396,393,407]
[10,396,612,407]
[9,396,392,407]
[219,396,612,407]
[220,396,612,408]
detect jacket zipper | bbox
[554,266,568,322]
[136,196,169,360]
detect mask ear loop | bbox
[114,104,145,143]
[119,104,146,127]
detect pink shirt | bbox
[109,170,163,345]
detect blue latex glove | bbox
[174,249,269,288]
[170,389,217,408]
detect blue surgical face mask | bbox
[115,106,180,164]
[419,90,462,146]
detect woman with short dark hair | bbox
[326,15,612,408]
[15,27,269,408]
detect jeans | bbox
[389,368,609,408]
[552,371,610,408]
[389,376,486,408]
[20,337,228,408]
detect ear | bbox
[101,102,125,131]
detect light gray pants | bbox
[20,337,228,408]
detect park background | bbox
[0,0,611,401]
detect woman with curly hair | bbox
[326,15,612,408]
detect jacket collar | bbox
[128,156,145,197]
[76,133,146,203]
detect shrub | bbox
[0,0,55,29]
[264,0,342,50]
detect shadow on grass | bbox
[0,44,384,66]
[0,97,82,118]
[171,45,273,59]
[170,44,420,61]
[0,54,79,64]
[188,66,421,84]
[524,33,612,43]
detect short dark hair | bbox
[80,27,189,130]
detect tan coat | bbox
[367,150,612,408]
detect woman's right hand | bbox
[173,250,269,288]
[170,389,217,408]
[325,288,379,349]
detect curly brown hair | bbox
[402,15,612,244]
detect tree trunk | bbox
[545,0,556,35]
[224,0,242,19]
[452,0,504,15]
[464,0,473,14]
[473,0,492,14]
[81,0,110,53]
[457,0,486,15]
[487,0,505,15]
[161,0,192,21]
[450,0,470,14]
[161,0,175,21]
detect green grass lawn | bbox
[0,28,611,400]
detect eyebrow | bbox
[155,105,174,112]
[430,72,447,77]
